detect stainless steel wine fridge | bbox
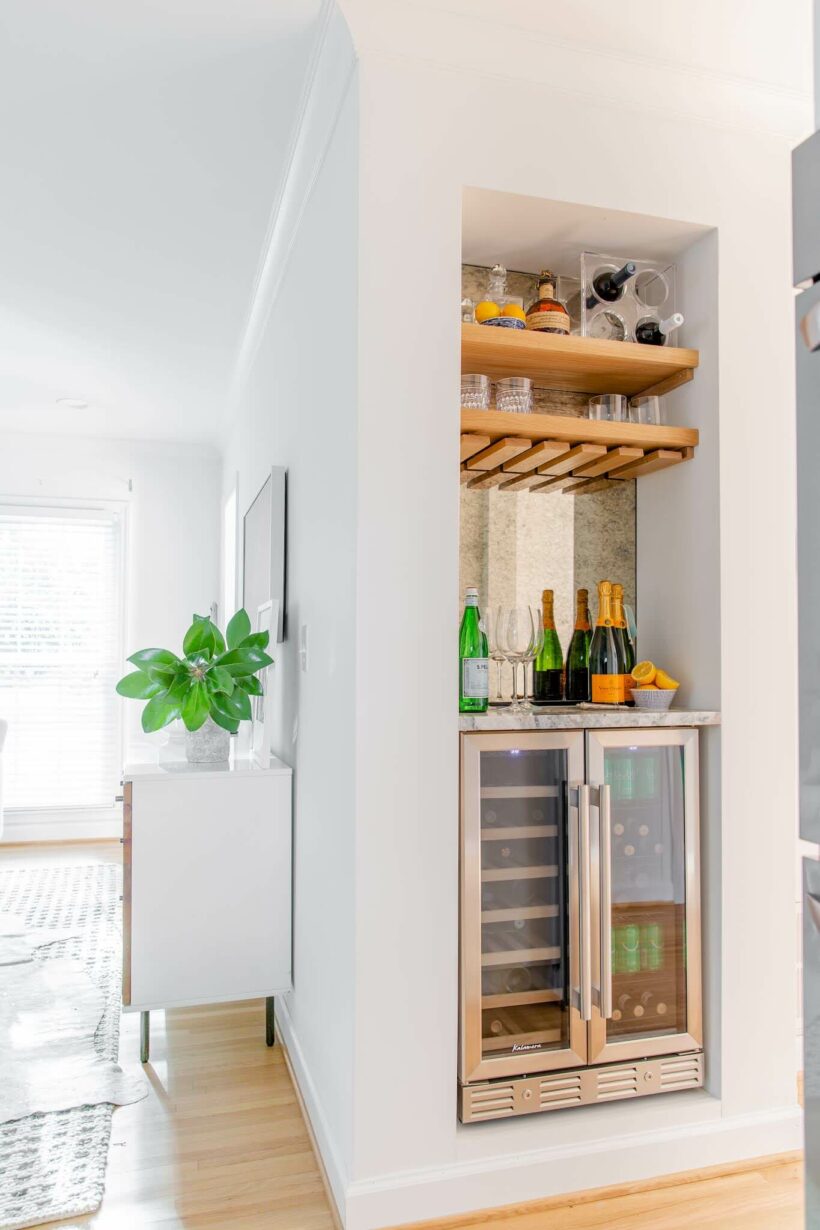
[459,729,703,1122]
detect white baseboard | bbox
[274,995,348,1223]
[341,1103,803,1230]
[1,808,122,843]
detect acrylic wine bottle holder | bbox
[580,251,677,344]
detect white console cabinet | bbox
[121,754,292,1061]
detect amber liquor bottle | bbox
[525,271,570,335]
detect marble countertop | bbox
[459,707,720,731]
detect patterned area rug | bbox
[0,864,143,1230]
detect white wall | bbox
[0,430,220,839]
[219,4,359,1207]
[322,2,812,1226]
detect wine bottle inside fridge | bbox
[533,588,564,702]
[589,581,627,704]
[586,261,637,309]
[566,588,591,702]
[459,587,489,713]
[635,312,684,346]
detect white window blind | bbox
[0,504,124,810]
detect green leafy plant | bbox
[116,609,273,735]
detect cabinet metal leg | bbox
[140,1011,150,1063]
[265,996,275,1047]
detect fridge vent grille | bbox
[465,1084,516,1120]
[596,1065,640,1101]
[659,1054,702,1090]
[539,1073,583,1109]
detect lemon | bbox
[636,683,658,690]
[631,661,656,686]
[501,303,526,322]
[655,669,680,690]
[475,300,500,323]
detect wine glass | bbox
[519,607,544,712]
[485,606,507,705]
[500,607,536,713]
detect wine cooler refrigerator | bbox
[459,729,703,1122]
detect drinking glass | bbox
[499,607,536,713]
[485,606,508,705]
[588,393,627,421]
[495,377,533,414]
[518,610,544,712]
[461,374,491,409]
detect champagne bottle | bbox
[589,581,626,704]
[459,587,489,713]
[635,311,684,346]
[586,261,637,309]
[611,584,635,675]
[566,588,592,702]
[533,589,564,702]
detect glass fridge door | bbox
[586,728,702,1064]
[460,731,588,1083]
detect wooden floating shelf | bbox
[461,322,699,398]
[461,409,698,496]
[460,325,700,495]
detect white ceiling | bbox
[0,0,324,444]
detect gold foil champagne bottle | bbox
[589,580,626,704]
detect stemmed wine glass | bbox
[499,607,536,713]
[519,607,544,712]
[485,606,507,705]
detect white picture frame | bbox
[252,599,278,760]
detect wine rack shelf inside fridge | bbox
[459,728,703,1122]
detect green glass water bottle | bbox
[459,587,489,713]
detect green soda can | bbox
[622,924,640,973]
[641,923,664,971]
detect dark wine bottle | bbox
[566,588,591,702]
[589,581,626,704]
[533,589,564,702]
[586,261,637,309]
[634,311,684,346]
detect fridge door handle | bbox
[806,891,820,932]
[597,783,613,1019]
[578,784,593,1022]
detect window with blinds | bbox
[0,504,124,810]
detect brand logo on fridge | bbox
[511,1043,542,1052]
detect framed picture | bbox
[242,467,287,644]
[252,599,278,760]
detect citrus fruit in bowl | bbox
[629,661,679,710]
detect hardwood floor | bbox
[0,840,805,1229]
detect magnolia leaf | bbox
[226,608,251,650]
[206,665,234,695]
[128,648,180,672]
[116,671,162,700]
[141,693,182,733]
[183,616,216,658]
[209,696,240,733]
[235,674,263,697]
[239,630,270,651]
[209,620,226,655]
[146,663,178,685]
[181,681,210,731]
[219,688,252,721]
[216,646,273,676]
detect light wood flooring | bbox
[0,840,805,1229]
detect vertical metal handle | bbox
[598,783,613,1019]
[578,784,593,1022]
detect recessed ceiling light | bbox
[56,397,88,410]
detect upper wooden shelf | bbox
[461,322,699,398]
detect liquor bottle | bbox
[589,581,627,704]
[586,261,637,309]
[459,587,489,713]
[533,589,564,702]
[525,271,570,335]
[566,588,592,702]
[635,312,684,346]
[611,584,635,676]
